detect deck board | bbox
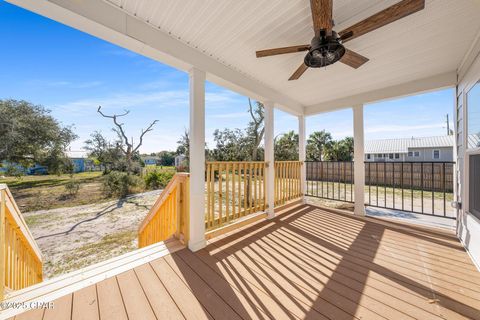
[134,263,185,320]
[71,285,99,320]
[116,270,156,320]
[95,277,127,320]
[8,204,480,320]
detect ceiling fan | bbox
[255,0,425,80]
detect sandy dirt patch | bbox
[23,190,161,279]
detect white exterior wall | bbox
[456,44,480,270]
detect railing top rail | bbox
[304,161,455,164]
[1,184,43,262]
[274,160,302,163]
[206,161,267,164]
[138,173,189,234]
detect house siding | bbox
[456,42,480,270]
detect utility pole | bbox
[446,114,451,135]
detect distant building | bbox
[365,136,454,162]
[66,151,97,173]
[142,156,160,166]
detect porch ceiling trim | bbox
[7,0,305,115]
[304,71,457,116]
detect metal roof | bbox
[365,136,454,154]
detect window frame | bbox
[464,79,480,221]
[466,80,480,150]
[433,149,441,159]
[465,148,480,220]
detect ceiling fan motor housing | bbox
[304,30,345,68]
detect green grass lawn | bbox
[1,171,102,188]
[0,172,111,212]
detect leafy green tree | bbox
[323,137,354,161]
[274,131,299,161]
[306,130,332,161]
[157,151,176,166]
[211,128,250,161]
[84,131,124,173]
[0,99,77,171]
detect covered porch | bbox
[2,0,480,319]
[7,204,480,320]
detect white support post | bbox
[353,104,366,216]
[264,101,275,219]
[188,67,206,251]
[298,115,306,204]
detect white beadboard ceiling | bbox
[9,0,480,113]
[103,0,480,108]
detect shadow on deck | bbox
[6,204,480,320]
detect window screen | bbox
[467,81,480,149]
[470,154,480,219]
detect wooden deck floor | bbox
[10,204,480,320]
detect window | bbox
[408,151,413,157]
[389,153,394,159]
[395,153,400,159]
[377,154,383,158]
[467,81,480,149]
[433,150,440,159]
[366,154,371,160]
[469,154,480,219]
[414,151,420,157]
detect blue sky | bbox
[0,2,454,154]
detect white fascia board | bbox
[304,71,457,116]
[7,0,304,115]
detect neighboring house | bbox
[174,155,186,167]
[142,156,160,166]
[365,136,454,162]
[67,151,96,173]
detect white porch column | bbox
[353,104,366,216]
[264,101,275,219]
[298,115,306,204]
[188,67,206,251]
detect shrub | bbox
[5,165,24,178]
[64,178,81,197]
[103,171,144,197]
[144,170,175,190]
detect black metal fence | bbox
[306,161,455,219]
[306,161,354,203]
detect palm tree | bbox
[306,130,332,161]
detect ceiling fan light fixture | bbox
[304,31,345,68]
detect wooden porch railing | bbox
[274,161,303,206]
[138,173,189,248]
[1,184,43,301]
[205,162,267,230]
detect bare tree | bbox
[247,98,265,161]
[97,106,158,173]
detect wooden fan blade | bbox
[339,0,425,43]
[340,49,369,69]
[288,63,309,81]
[256,45,310,58]
[310,0,333,35]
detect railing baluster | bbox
[432,162,435,215]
